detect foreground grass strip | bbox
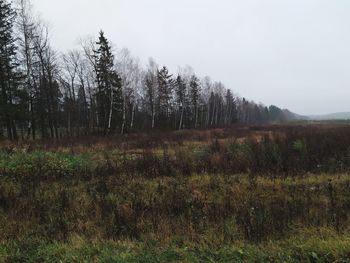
[1,229,350,263]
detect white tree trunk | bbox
[194,105,198,129]
[179,105,184,130]
[107,88,114,134]
[121,95,126,135]
[151,108,155,129]
[130,103,135,129]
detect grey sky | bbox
[32,0,350,115]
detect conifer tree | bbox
[225,89,237,125]
[175,75,187,130]
[157,66,174,125]
[0,0,21,140]
[189,75,200,128]
[94,31,122,135]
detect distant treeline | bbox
[0,0,291,140]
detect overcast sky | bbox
[32,0,350,115]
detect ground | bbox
[1,124,350,262]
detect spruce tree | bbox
[157,66,174,125]
[175,75,187,130]
[225,89,237,125]
[0,0,20,140]
[94,31,122,135]
[189,75,200,128]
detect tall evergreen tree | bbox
[94,31,122,135]
[0,0,21,140]
[175,75,187,130]
[189,75,200,128]
[225,89,237,125]
[157,66,174,126]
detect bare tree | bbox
[15,0,38,138]
[116,48,142,134]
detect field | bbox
[2,124,350,262]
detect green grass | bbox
[1,229,350,262]
[0,150,92,178]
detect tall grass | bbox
[2,124,350,261]
[1,172,350,243]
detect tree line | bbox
[0,0,290,140]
